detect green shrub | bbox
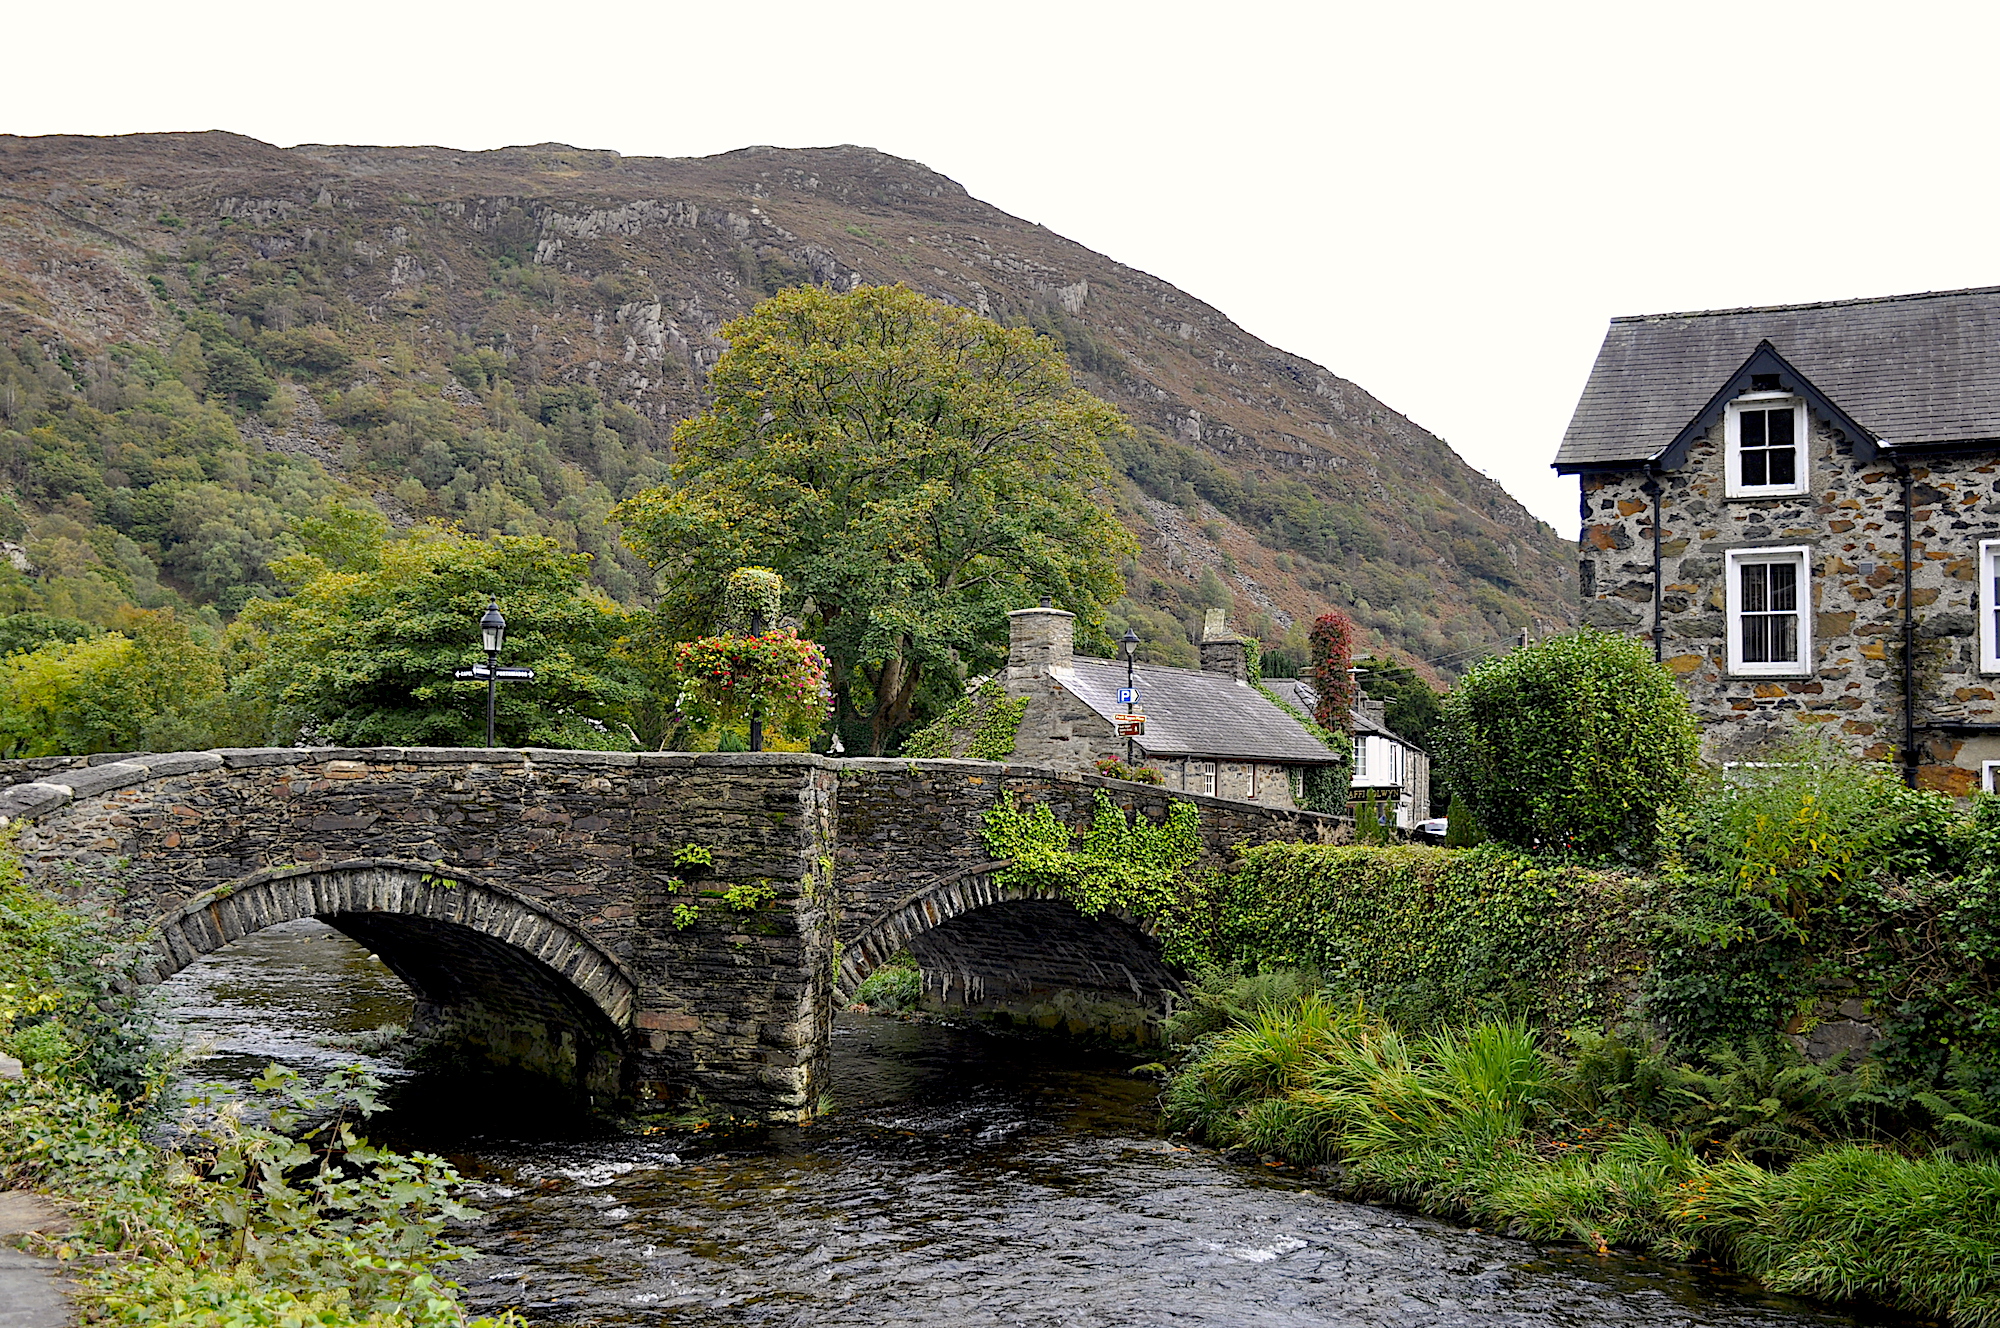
[1438,631,1699,862]
[1681,742,1961,919]
[853,963,922,1011]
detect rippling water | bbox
[155,921,1889,1328]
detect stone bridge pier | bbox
[0,749,1336,1120]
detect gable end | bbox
[1651,341,1880,472]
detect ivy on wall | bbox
[1220,842,1650,1029]
[900,680,1031,760]
[980,789,1213,964]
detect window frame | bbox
[1352,737,1368,780]
[1724,392,1810,499]
[1981,540,2000,674]
[1725,546,1813,677]
[1985,761,2000,795]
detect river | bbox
[153,919,1893,1328]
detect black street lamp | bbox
[455,601,535,748]
[1118,627,1141,764]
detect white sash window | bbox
[1725,394,1810,498]
[1981,541,2000,674]
[1726,547,1812,676]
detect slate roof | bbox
[1057,658,1340,764]
[1554,286,2000,471]
[1266,679,1410,743]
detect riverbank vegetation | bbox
[0,844,512,1326]
[976,632,2000,1323]
[1162,989,2000,1326]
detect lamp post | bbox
[480,603,505,748]
[454,601,535,748]
[1118,627,1141,764]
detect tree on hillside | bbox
[613,284,1137,754]
[1437,630,1699,862]
[237,521,639,749]
[0,608,227,757]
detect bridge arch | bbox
[835,863,1181,1027]
[147,858,637,1095]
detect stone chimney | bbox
[1360,699,1387,726]
[1198,607,1248,681]
[1007,603,1075,682]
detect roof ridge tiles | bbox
[1610,284,2000,325]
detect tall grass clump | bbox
[1162,973,2000,1326]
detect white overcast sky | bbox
[7,0,1998,532]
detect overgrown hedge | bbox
[1219,844,1652,1031]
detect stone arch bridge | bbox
[0,749,1336,1119]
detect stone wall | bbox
[1578,416,2000,792]
[0,747,1334,1117]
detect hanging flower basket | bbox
[672,628,831,735]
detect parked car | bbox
[1415,817,1448,843]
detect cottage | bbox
[1001,604,1341,809]
[1554,285,2000,794]
[1264,679,1432,827]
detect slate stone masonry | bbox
[1579,416,2000,793]
[0,747,1334,1119]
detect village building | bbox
[1554,285,2000,794]
[1000,603,1428,818]
[1264,679,1432,828]
[1002,604,1336,808]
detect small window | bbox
[1725,394,1809,498]
[1352,738,1368,780]
[1725,547,1812,676]
[1248,763,1261,798]
[1982,541,2000,674]
[1985,761,2000,795]
[1195,761,1216,797]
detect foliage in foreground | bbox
[0,841,509,1326]
[1163,988,2000,1326]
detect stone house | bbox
[1265,680,1432,828]
[1002,605,1342,809]
[1554,285,2000,794]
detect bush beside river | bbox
[0,841,512,1327]
[1161,989,2000,1328]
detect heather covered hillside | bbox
[0,131,1573,672]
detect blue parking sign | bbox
[1118,687,1138,705]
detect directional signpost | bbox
[454,602,535,747]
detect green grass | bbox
[1162,981,2000,1326]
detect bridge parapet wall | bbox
[0,747,839,1116]
[0,748,1334,1118]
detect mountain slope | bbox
[0,131,1574,672]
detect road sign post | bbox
[452,603,536,747]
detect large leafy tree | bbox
[613,284,1136,753]
[0,608,227,757]
[238,516,639,749]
